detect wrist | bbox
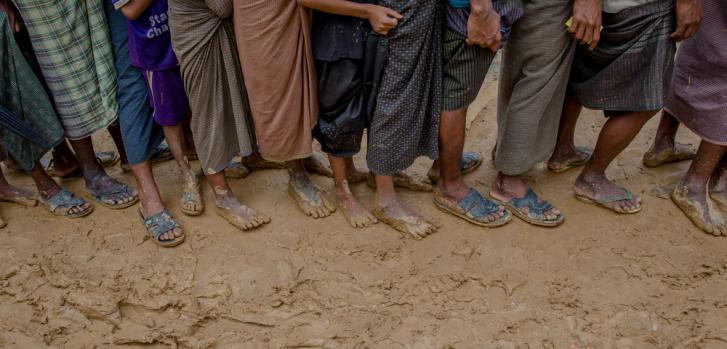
[470,1,493,19]
[362,4,374,20]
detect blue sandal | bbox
[434,188,511,228]
[41,189,94,218]
[140,209,185,247]
[490,189,564,227]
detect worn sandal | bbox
[434,188,511,228]
[575,187,642,214]
[547,146,593,174]
[41,189,94,218]
[140,209,185,247]
[86,176,139,209]
[490,189,564,227]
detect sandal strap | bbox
[593,187,634,204]
[459,189,501,218]
[460,151,481,171]
[141,209,179,241]
[511,189,554,215]
[47,189,86,212]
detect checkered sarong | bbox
[12,0,118,139]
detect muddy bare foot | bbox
[367,172,432,192]
[672,181,726,236]
[287,170,335,219]
[304,153,334,178]
[574,174,641,214]
[374,197,437,239]
[214,188,270,231]
[643,142,696,168]
[0,181,37,207]
[181,171,204,216]
[547,146,592,174]
[337,180,377,228]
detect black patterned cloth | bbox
[366,0,442,175]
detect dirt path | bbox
[1,69,727,348]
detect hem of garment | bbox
[63,116,119,141]
[126,136,165,166]
[257,152,312,163]
[369,153,438,176]
[443,100,473,112]
[664,106,727,147]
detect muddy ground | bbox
[1,65,727,349]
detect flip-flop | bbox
[428,151,483,184]
[547,147,593,174]
[434,188,511,228]
[0,192,38,207]
[642,143,696,168]
[86,176,139,209]
[40,189,94,218]
[140,209,185,247]
[490,188,564,227]
[367,172,433,192]
[575,187,642,214]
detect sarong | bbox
[0,13,63,171]
[104,1,164,165]
[495,0,575,175]
[570,0,676,113]
[233,0,316,162]
[665,0,727,145]
[169,0,255,175]
[366,0,442,175]
[11,0,118,140]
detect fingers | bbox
[385,8,403,20]
[487,32,502,52]
[588,25,601,49]
[671,23,687,41]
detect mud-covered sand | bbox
[2,65,727,348]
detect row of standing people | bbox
[0,0,721,247]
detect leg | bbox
[208,172,269,230]
[107,121,129,166]
[48,140,82,178]
[436,108,507,225]
[373,175,437,239]
[643,110,696,167]
[130,161,182,241]
[287,159,335,218]
[68,136,139,208]
[0,165,37,206]
[574,110,658,213]
[162,124,203,215]
[344,157,368,183]
[708,157,727,208]
[548,95,593,173]
[671,140,727,236]
[330,155,376,228]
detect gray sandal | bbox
[140,209,185,247]
[41,189,94,218]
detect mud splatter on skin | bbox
[2,58,727,348]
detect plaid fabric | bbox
[12,0,118,139]
[569,0,676,112]
[442,29,495,111]
[0,12,64,171]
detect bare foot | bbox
[672,181,726,236]
[374,196,437,239]
[337,180,376,228]
[643,142,696,168]
[180,171,204,216]
[287,169,335,218]
[547,146,592,173]
[0,181,37,207]
[214,187,270,231]
[574,173,641,214]
[304,153,334,178]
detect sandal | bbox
[490,188,564,227]
[140,209,185,247]
[96,151,120,168]
[180,180,204,216]
[121,143,174,171]
[40,189,94,218]
[86,176,139,209]
[547,147,593,174]
[643,143,696,168]
[575,187,642,214]
[434,188,511,228]
[428,151,483,184]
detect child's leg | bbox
[330,155,376,228]
[162,123,202,216]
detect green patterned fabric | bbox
[11,0,118,139]
[0,12,63,171]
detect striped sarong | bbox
[11,0,118,139]
[0,13,63,171]
[664,0,727,145]
[569,0,676,112]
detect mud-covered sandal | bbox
[95,151,120,168]
[491,189,564,227]
[548,146,593,174]
[86,178,139,209]
[434,188,511,228]
[180,182,204,216]
[41,189,94,218]
[575,187,642,214]
[643,143,696,168]
[428,151,483,184]
[140,209,184,247]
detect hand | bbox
[365,4,402,35]
[0,0,22,33]
[466,7,501,52]
[671,0,702,41]
[570,0,601,49]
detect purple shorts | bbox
[142,67,189,126]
